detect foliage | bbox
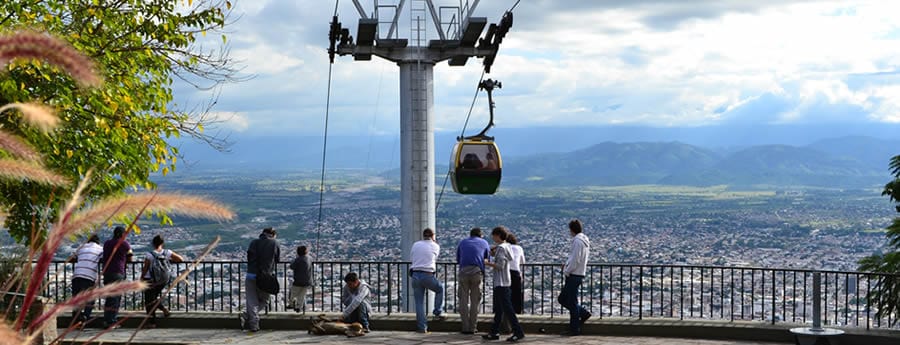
[0,0,239,243]
[0,29,234,343]
[858,155,900,325]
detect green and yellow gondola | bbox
[450,139,502,194]
[450,79,503,195]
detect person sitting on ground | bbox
[140,234,184,328]
[339,272,371,333]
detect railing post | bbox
[638,266,643,320]
[812,271,822,331]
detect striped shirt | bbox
[73,242,103,281]
[491,243,513,287]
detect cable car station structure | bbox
[328,0,511,260]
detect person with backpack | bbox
[140,234,184,328]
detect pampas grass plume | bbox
[0,159,68,186]
[0,103,60,133]
[0,30,102,88]
[0,131,41,161]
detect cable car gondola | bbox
[450,79,503,195]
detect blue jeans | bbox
[558,274,589,334]
[411,271,444,331]
[103,273,125,325]
[71,277,96,322]
[490,286,523,337]
[343,302,370,329]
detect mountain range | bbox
[500,137,895,188]
[169,124,900,189]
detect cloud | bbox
[206,111,250,132]
[170,0,900,137]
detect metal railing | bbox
[44,261,899,330]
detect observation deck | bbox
[36,260,900,345]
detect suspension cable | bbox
[317,0,340,259]
[435,69,485,211]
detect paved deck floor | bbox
[59,328,788,345]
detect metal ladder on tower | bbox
[410,0,427,47]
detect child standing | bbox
[289,246,313,313]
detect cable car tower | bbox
[328,1,511,259]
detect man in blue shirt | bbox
[456,227,490,335]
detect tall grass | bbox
[0,30,235,344]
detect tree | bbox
[0,0,240,242]
[858,155,900,325]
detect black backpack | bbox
[148,250,173,287]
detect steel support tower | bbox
[329,0,511,311]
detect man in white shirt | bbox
[409,228,446,333]
[67,234,103,326]
[558,219,592,336]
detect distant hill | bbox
[806,136,900,171]
[170,123,900,173]
[168,125,898,189]
[660,144,884,188]
[497,137,894,188]
[502,142,720,186]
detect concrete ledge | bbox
[57,312,900,345]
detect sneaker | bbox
[433,314,447,322]
[363,325,371,333]
[580,311,592,324]
[415,329,431,334]
[506,335,524,342]
[482,333,500,340]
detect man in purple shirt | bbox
[456,227,490,334]
[101,226,133,328]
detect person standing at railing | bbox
[101,225,133,329]
[140,234,184,328]
[240,227,280,333]
[482,226,525,343]
[559,219,592,336]
[66,234,103,328]
[503,232,526,332]
[456,227,490,335]
[410,227,447,334]
[289,245,313,314]
[339,272,371,333]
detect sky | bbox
[174,0,900,138]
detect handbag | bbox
[256,271,280,295]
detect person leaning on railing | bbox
[66,234,103,327]
[240,227,280,333]
[456,227,490,335]
[289,245,313,314]
[140,234,184,328]
[410,228,447,334]
[100,226,133,329]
